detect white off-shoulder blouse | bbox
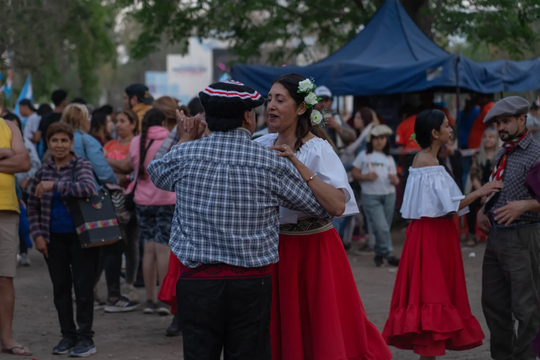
[256,133,359,224]
[401,165,468,219]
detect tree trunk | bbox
[401,0,434,39]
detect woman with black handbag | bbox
[27,122,100,357]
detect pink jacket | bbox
[127,126,176,206]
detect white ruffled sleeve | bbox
[255,134,359,223]
[296,138,358,218]
[401,166,468,219]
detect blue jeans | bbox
[333,216,353,239]
[362,192,396,256]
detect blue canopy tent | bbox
[231,0,466,96]
[231,0,540,96]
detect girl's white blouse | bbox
[401,165,468,219]
[256,133,358,224]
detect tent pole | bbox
[455,56,461,149]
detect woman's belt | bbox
[279,217,333,235]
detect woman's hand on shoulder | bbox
[269,144,299,164]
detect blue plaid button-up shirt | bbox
[147,129,332,268]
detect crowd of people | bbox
[0,74,540,360]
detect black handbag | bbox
[67,159,122,248]
[125,139,154,212]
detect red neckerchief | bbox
[486,131,528,199]
[490,131,528,182]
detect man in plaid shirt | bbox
[147,81,331,360]
[477,97,540,360]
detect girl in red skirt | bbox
[382,109,502,359]
[257,73,392,360]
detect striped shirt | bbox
[147,129,333,268]
[27,153,96,242]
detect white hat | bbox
[314,85,332,98]
[368,124,393,142]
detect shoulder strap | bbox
[366,154,372,172]
[79,132,88,159]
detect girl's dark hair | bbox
[37,104,53,117]
[414,109,446,149]
[99,104,114,115]
[188,97,204,116]
[367,135,391,155]
[139,108,166,178]
[272,73,315,151]
[90,110,110,142]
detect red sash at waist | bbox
[179,262,271,280]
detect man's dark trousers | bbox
[482,224,540,360]
[178,276,272,360]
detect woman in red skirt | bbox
[382,109,502,359]
[256,73,392,360]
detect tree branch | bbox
[275,3,304,17]
[351,0,368,16]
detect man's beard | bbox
[499,129,521,142]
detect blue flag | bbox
[14,75,33,127]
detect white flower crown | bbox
[297,78,325,126]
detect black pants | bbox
[19,233,28,254]
[178,276,272,360]
[95,240,124,300]
[19,192,28,255]
[482,224,540,360]
[46,233,99,339]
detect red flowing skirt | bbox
[272,228,392,360]
[382,217,484,356]
[158,252,180,314]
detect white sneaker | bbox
[143,300,157,314]
[20,253,31,267]
[156,300,170,316]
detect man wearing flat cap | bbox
[477,96,540,360]
[146,81,331,360]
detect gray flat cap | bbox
[483,96,530,123]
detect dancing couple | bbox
[148,76,392,360]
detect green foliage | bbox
[0,0,117,104]
[119,0,540,64]
[436,0,540,59]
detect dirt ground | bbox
[11,231,493,360]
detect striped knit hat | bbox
[199,81,265,122]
